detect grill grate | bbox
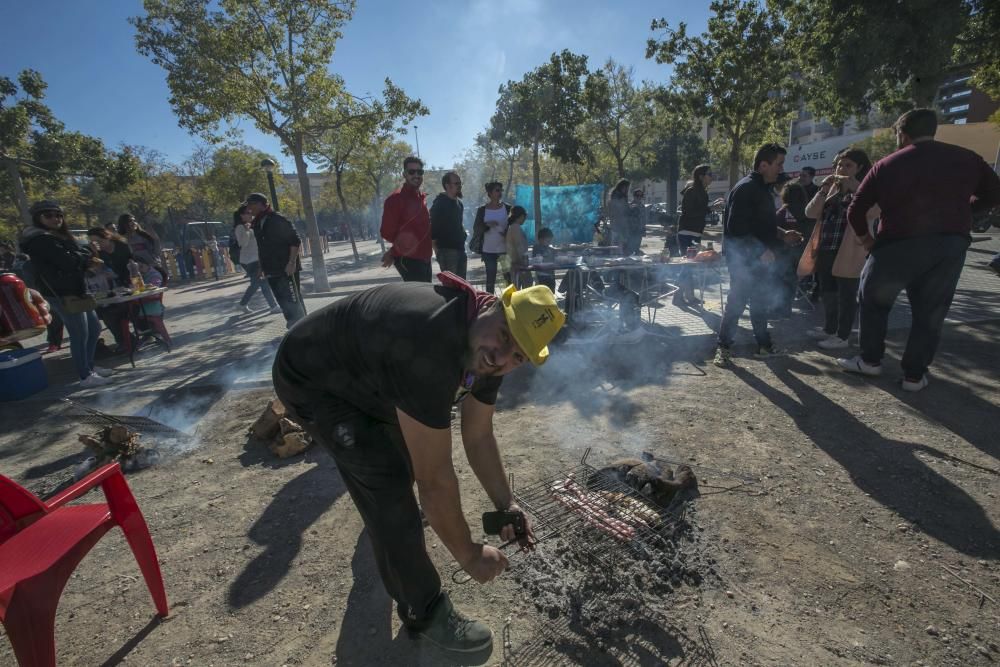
[69,413,191,436]
[514,453,686,568]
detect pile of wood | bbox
[251,399,312,458]
[77,424,158,470]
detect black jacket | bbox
[678,182,710,235]
[430,193,466,250]
[100,239,134,286]
[723,172,780,255]
[18,226,93,297]
[253,211,301,276]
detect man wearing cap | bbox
[244,193,305,326]
[271,275,564,654]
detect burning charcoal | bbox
[251,399,286,440]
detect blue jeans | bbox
[240,261,277,308]
[48,299,100,380]
[718,244,775,349]
[858,234,968,379]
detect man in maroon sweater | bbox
[840,108,1000,391]
[381,156,433,282]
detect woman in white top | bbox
[233,205,278,313]
[472,181,511,293]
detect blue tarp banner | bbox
[513,183,604,244]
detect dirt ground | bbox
[1,319,998,666]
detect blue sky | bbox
[3,1,710,172]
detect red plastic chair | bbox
[0,463,168,666]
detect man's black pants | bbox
[718,249,773,349]
[274,388,442,628]
[858,234,969,380]
[267,271,306,327]
[393,256,432,283]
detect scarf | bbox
[437,271,496,324]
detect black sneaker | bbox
[410,592,493,653]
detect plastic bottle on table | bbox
[128,260,146,292]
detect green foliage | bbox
[957,0,1000,126]
[647,0,801,184]
[582,60,659,178]
[489,50,590,224]
[778,0,970,122]
[851,130,898,164]
[1,69,139,238]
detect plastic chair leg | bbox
[102,475,168,617]
[2,530,108,667]
[149,317,172,350]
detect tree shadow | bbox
[228,455,345,608]
[730,359,1000,558]
[333,530,494,666]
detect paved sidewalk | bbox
[8,229,998,421]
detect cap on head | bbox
[244,193,268,206]
[29,200,63,216]
[500,284,565,366]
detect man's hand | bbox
[859,233,875,251]
[381,250,395,268]
[760,249,776,264]
[500,503,536,551]
[27,288,52,324]
[461,544,509,583]
[284,261,296,277]
[88,257,104,269]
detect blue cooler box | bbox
[0,348,48,401]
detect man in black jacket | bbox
[714,144,802,366]
[244,193,305,327]
[430,171,467,278]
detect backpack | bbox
[228,233,240,265]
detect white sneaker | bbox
[241,304,255,313]
[837,355,882,376]
[92,366,115,377]
[806,327,830,340]
[818,336,849,350]
[79,373,112,387]
[901,375,929,392]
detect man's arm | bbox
[460,395,513,510]
[396,408,508,582]
[847,169,878,240]
[971,158,1000,214]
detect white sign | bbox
[786,131,874,175]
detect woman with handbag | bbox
[470,181,511,294]
[19,200,113,387]
[798,149,878,350]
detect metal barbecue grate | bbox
[513,448,686,567]
[61,398,192,437]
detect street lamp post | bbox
[260,158,280,211]
[413,125,420,157]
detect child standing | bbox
[505,206,531,289]
[531,227,556,291]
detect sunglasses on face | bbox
[42,211,64,219]
[407,169,424,176]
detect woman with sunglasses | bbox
[19,200,114,387]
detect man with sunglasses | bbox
[381,156,432,282]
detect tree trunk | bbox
[728,137,742,188]
[292,137,330,292]
[532,141,542,228]
[507,156,515,195]
[373,180,385,252]
[335,166,360,261]
[616,154,625,179]
[3,158,32,227]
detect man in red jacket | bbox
[840,108,1000,391]
[381,156,432,282]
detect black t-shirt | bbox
[100,240,134,286]
[430,193,467,250]
[272,283,502,430]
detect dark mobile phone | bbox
[482,510,526,536]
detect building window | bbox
[947,103,970,113]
